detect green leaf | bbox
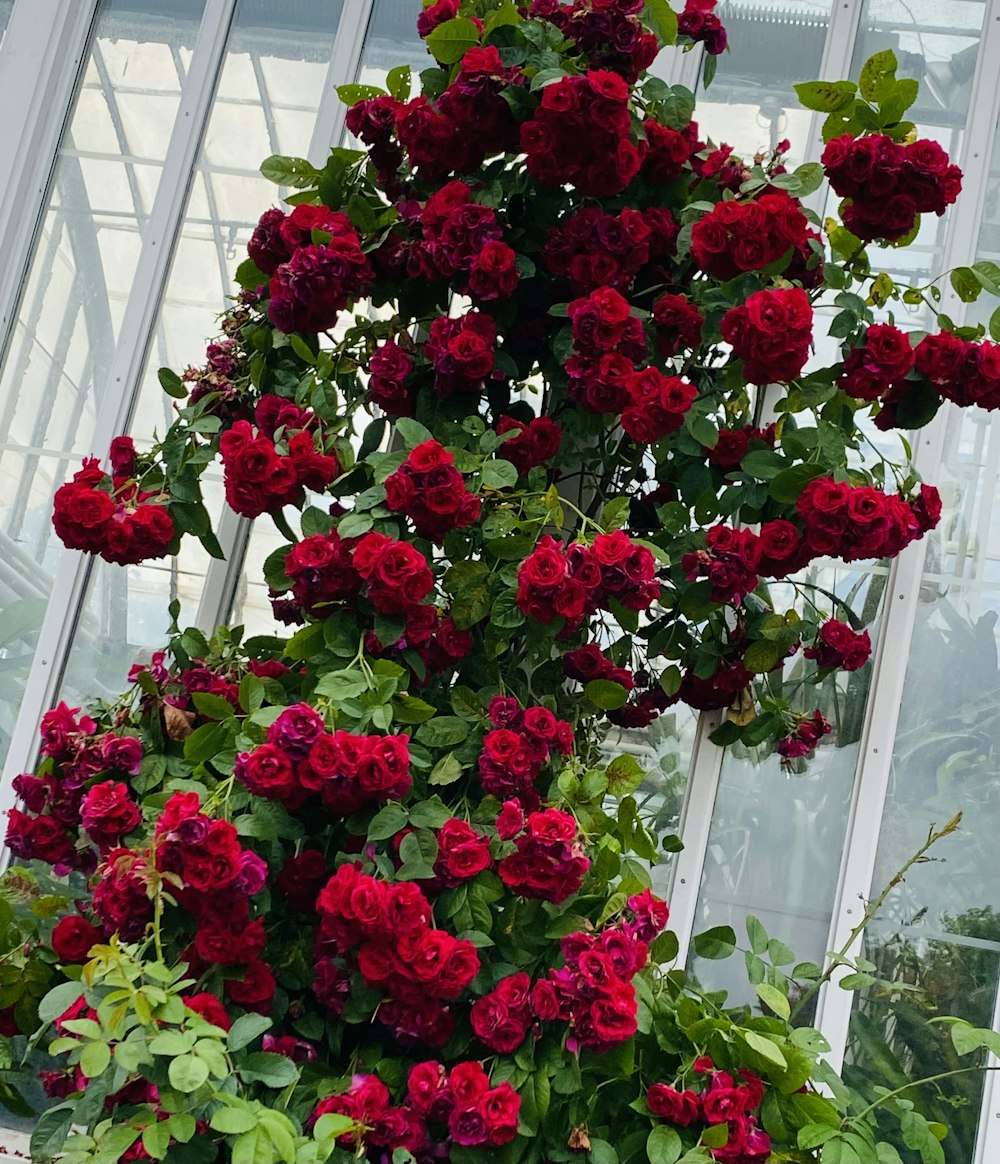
[210,1107,259,1135]
[859,49,898,102]
[392,694,438,724]
[336,83,386,106]
[757,982,791,1021]
[644,0,678,45]
[584,679,630,710]
[744,1030,787,1068]
[429,752,464,786]
[191,691,237,721]
[950,266,983,303]
[424,17,481,64]
[394,417,434,447]
[794,80,857,112]
[646,1126,682,1164]
[481,459,518,489]
[314,668,369,701]
[769,463,826,504]
[79,1039,111,1078]
[386,64,411,101]
[606,753,645,797]
[227,1012,272,1052]
[367,802,409,841]
[396,828,439,880]
[143,1121,172,1160]
[239,1051,300,1088]
[183,721,231,765]
[746,915,768,954]
[260,154,320,188]
[798,1124,839,1150]
[692,925,737,960]
[158,367,187,398]
[38,980,84,1025]
[415,716,469,747]
[168,1053,210,1092]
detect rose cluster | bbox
[777,709,833,762]
[236,703,411,815]
[652,292,705,358]
[366,603,473,682]
[566,286,648,414]
[531,895,666,1052]
[822,133,962,242]
[432,818,493,888]
[705,424,776,471]
[520,70,643,197]
[804,619,872,671]
[530,0,658,81]
[621,366,699,443]
[678,0,728,54]
[516,530,660,628]
[425,310,497,397]
[913,332,1000,412]
[647,1061,770,1163]
[394,44,522,180]
[53,453,174,566]
[248,203,374,333]
[690,191,812,282]
[497,807,590,903]
[542,206,655,295]
[315,864,479,1047]
[5,703,144,871]
[406,1059,521,1148]
[218,398,339,518]
[838,323,915,402]
[280,529,434,622]
[410,178,519,302]
[385,439,481,542]
[795,477,939,562]
[496,415,562,475]
[478,696,574,806]
[720,287,813,385]
[367,339,414,416]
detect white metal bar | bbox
[0,0,99,353]
[307,0,376,166]
[664,710,727,968]
[812,412,947,1072]
[0,0,239,846]
[196,0,379,634]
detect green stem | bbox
[789,812,962,1023]
[848,1064,1000,1126]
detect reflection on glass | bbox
[693,0,833,166]
[58,0,346,707]
[845,406,1000,1164]
[687,563,887,1013]
[0,0,206,762]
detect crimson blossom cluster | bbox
[52,440,174,566]
[646,1060,770,1164]
[821,132,962,241]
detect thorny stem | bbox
[789,812,962,1024]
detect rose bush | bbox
[4,3,1000,1163]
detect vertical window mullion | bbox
[202,0,378,634]
[0,0,239,858]
[0,0,99,362]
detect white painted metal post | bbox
[0,0,99,349]
[0,0,240,840]
[195,0,379,635]
[664,711,726,968]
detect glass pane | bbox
[688,0,834,166]
[0,0,206,764]
[845,406,1000,1164]
[687,562,887,1013]
[0,1,13,46]
[58,0,346,706]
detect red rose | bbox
[434,818,493,885]
[80,781,141,849]
[225,959,276,1014]
[647,1084,702,1125]
[51,916,103,963]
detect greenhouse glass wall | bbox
[1,0,1000,1158]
